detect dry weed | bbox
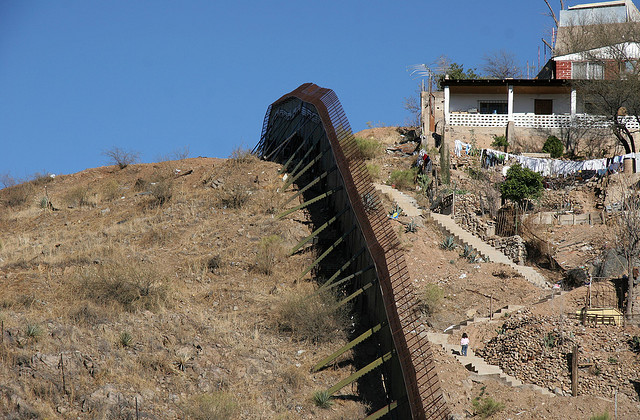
[64,186,94,207]
[254,235,283,275]
[73,261,170,312]
[181,392,239,420]
[275,289,349,344]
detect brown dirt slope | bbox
[0,157,367,419]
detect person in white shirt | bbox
[461,333,469,356]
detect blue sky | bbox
[0,1,576,179]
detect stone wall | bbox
[488,235,527,265]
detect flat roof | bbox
[441,79,569,87]
[569,1,627,10]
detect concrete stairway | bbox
[428,211,549,289]
[373,183,549,289]
[426,331,554,397]
[444,304,524,335]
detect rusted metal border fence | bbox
[256,83,449,419]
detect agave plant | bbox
[440,236,456,250]
[405,219,418,233]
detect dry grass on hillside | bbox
[0,157,368,419]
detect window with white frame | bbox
[572,62,604,79]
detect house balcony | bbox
[447,112,640,130]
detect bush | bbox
[254,235,283,275]
[2,184,31,208]
[103,147,140,169]
[354,137,382,159]
[182,392,238,420]
[388,168,417,190]
[65,186,92,207]
[542,135,564,158]
[473,396,505,418]
[491,135,509,152]
[312,390,333,409]
[75,262,169,312]
[275,290,349,343]
[229,146,255,165]
[366,163,381,180]
[500,163,543,206]
[149,180,173,207]
[590,413,611,420]
[419,284,444,315]
[219,186,251,209]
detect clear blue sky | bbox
[0,1,575,179]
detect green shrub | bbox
[312,390,333,409]
[473,396,505,418]
[440,236,456,251]
[419,284,444,315]
[26,323,43,340]
[354,137,382,159]
[500,163,543,206]
[590,413,611,420]
[182,392,238,420]
[388,168,417,190]
[542,135,564,158]
[366,163,381,179]
[119,331,133,348]
[491,135,509,152]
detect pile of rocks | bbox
[476,310,639,400]
[488,235,527,265]
[453,194,495,240]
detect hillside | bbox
[0,156,367,419]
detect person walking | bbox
[461,333,469,356]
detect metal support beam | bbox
[289,206,349,255]
[277,120,325,173]
[297,226,356,282]
[363,401,399,420]
[276,187,342,220]
[315,264,375,296]
[283,165,337,207]
[326,351,393,396]
[321,247,365,289]
[264,131,297,161]
[312,323,385,372]
[333,280,375,310]
[283,147,330,190]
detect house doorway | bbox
[535,99,553,115]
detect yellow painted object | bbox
[576,307,623,326]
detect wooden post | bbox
[571,345,578,397]
[490,296,493,319]
[58,353,67,395]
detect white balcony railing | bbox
[447,113,640,130]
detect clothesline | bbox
[481,147,638,177]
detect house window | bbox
[479,101,508,114]
[534,99,553,115]
[572,62,604,79]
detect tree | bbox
[612,182,640,319]
[103,147,140,169]
[403,93,421,127]
[491,135,509,152]
[559,14,640,155]
[499,163,543,207]
[482,50,523,79]
[434,55,480,90]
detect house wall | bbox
[449,94,571,114]
[556,60,572,79]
